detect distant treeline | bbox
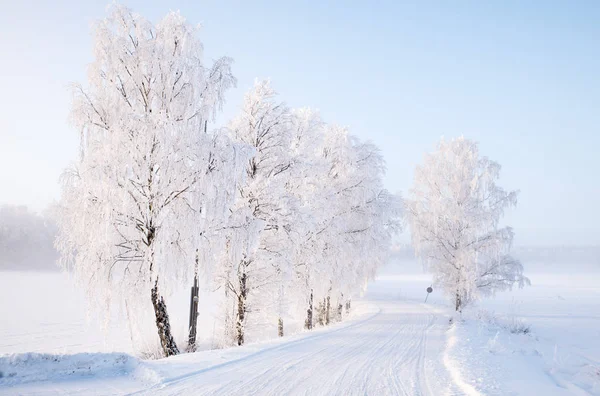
[390,243,600,270]
[0,205,59,271]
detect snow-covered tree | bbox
[215,79,298,346]
[284,108,328,330]
[214,86,401,340]
[55,5,238,357]
[406,137,529,312]
[297,125,401,328]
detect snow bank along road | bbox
[1,299,477,396]
[136,301,468,396]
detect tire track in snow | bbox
[133,305,383,395]
[138,301,472,396]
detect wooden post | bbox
[188,275,199,351]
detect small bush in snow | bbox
[474,309,531,335]
[506,317,531,335]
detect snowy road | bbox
[137,301,465,396]
[4,272,600,395]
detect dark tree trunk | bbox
[305,290,313,330]
[317,300,325,326]
[336,293,343,322]
[455,291,462,312]
[325,295,331,325]
[151,278,179,357]
[236,271,248,346]
[345,299,351,314]
[187,274,199,352]
[455,272,463,312]
[278,317,284,337]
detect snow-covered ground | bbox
[377,260,600,395]
[1,261,599,395]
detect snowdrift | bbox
[0,352,158,387]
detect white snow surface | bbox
[1,262,600,395]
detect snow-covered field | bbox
[1,261,599,395]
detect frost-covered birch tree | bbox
[216,79,297,346]
[284,109,328,330]
[406,137,529,312]
[209,80,400,344]
[56,5,238,357]
[300,125,401,328]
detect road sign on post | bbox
[424,286,433,303]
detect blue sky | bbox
[0,1,598,245]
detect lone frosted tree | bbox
[56,5,236,357]
[406,137,529,312]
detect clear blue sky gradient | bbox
[0,1,598,245]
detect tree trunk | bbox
[278,317,284,337]
[187,275,199,352]
[317,300,325,326]
[325,295,331,325]
[222,288,233,347]
[336,293,343,322]
[455,270,463,313]
[455,289,462,312]
[236,271,248,346]
[151,278,179,357]
[305,290,313,330]
[345,299,351,314]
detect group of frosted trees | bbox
[56,5,528,359]
[56,6,400,358]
